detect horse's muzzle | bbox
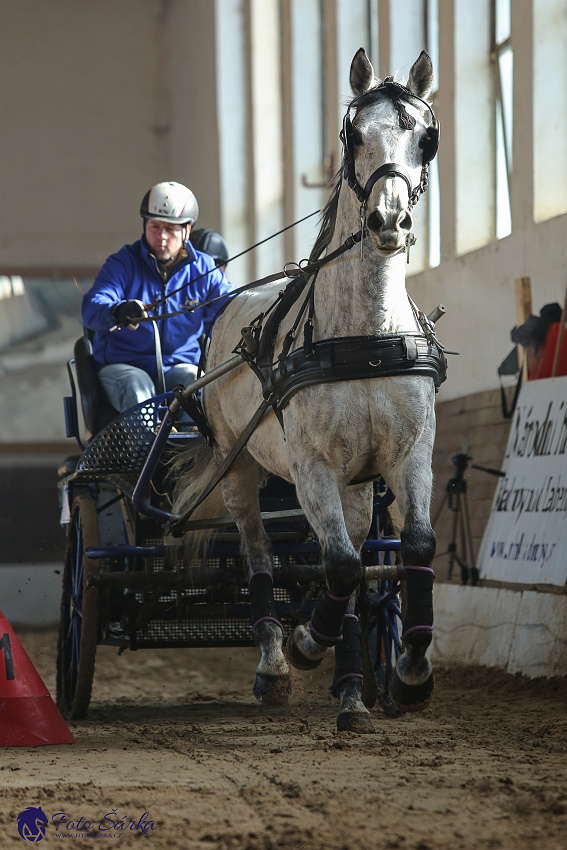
[367,207,413,251]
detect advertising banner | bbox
[478,376,567,586]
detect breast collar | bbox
[236,276,448,425]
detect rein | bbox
[131,231,365,325]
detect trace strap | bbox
[167,399,271,535]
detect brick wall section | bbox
[431,388,512,585]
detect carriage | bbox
[57,47,446,732]
[59,356,404,725]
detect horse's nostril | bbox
[367,211,384,233]
[398,211,413,232]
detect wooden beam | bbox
[515,276,533,380]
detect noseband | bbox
[340,78,440,222]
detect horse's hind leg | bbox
[386,447,436,712]
[333,597,375,732]
[219,454,291,706]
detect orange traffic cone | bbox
[0,608,74,746]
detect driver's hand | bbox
[112,299,148,330]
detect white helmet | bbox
[140,181,199,225]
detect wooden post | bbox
[551,280,567,378]
[515,277,533,380]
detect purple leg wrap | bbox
[402,565,434,644]
[332,614,364,697]
[249,572,284,637]
[309,588,351,647]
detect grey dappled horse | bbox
[174,49,440,731]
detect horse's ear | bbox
[406,50,434,100]
[350,47,378,96]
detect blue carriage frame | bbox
[59,378,403,719]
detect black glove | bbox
[111,299,147,328]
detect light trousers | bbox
[98,362,198,413]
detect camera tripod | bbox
[432,453,504,586]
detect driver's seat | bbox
[73,332,120,437]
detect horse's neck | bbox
[313,198,419,339]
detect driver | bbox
[82,181,233,412]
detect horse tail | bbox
[169,438,227,562]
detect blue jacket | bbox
[82,237,233,377]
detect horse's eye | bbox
[351,128,363,146]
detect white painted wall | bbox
[0,0,221,270]
[431,584,567,678]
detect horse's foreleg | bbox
[387,447,436,712]
[332,485,373,732]
[286,469,364,676]
[220,457,291,706]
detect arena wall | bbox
[430,383,567,679]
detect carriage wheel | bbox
[56,494,100,720]
[360,499,406,717]
[361,579,403,717]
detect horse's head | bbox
[343,48,439,255]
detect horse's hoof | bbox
[389,668,434,713]
[253,672,292,706]
[336,711,374,733]
[285,627,326,671]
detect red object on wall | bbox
[529,323,567,380]
[0,608,74,746]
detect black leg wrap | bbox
[309,588,351,647]
[332,614,364,697]
[249,572,283,640]
[402,566,434,647]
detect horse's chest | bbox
[290,383,426,464]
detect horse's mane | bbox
[308,172,343,263]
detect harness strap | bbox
[256,275,310,369]
[168,399,271,535]
[276,275,318,368]
[362,162,413,205]
[172,387,213,443]
[307,230,364,271]
[262,333,447,413]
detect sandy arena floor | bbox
[0,628,566,849]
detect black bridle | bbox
[340,78,440,217]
